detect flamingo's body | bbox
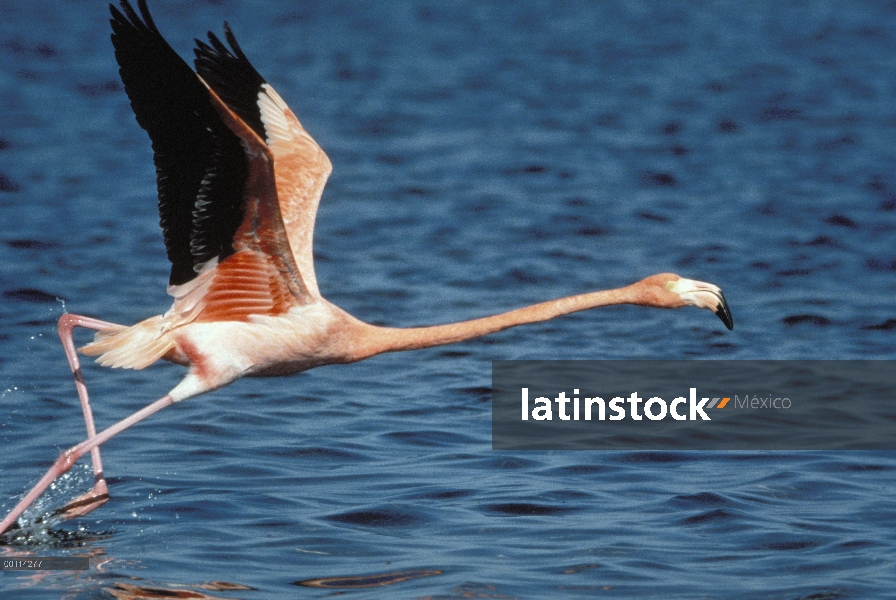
[0,0,732,536]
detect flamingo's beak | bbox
[709,289,734,330]
[670,278,734,330]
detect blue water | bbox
[1,0,896,597]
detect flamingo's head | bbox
[666,275,733,330]
[636,273,734,330]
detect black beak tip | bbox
[714,292,734,331]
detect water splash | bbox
[1,462,94,545]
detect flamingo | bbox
[0,0,733,536]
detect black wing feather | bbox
[110,0,246,286]
[193,25,268,142]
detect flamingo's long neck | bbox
[359,284,641,357]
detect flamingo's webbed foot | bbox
[53,481,110,521]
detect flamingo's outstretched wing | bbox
[194,27,332,298]
[110,0,313,323]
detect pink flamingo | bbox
[0,0,732,536]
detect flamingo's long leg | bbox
[53,313,124,519]
[0,393,176,536]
